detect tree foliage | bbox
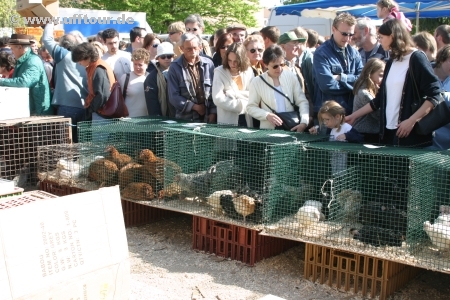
[0,0,25,29]
[282,0,307,5]
[410,18,450,35]
[80,0,259,33]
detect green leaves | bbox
[79,0,259,33]
[0,0,25,28]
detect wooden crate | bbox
[304,243,423,300]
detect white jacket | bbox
[212,66,254,126]
[247,71,309,129]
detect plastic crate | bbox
[0,190,57,210]
[40,179,178,227]
[304,243,422,300]
[192,215,298,266]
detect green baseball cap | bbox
[278,32,306,44]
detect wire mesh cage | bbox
[407,151,450,272]
[154,125,327,227]
[0,116,71,189]
[76,117,185,197]
[264,142,429,261]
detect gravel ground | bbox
[127,214,450,300]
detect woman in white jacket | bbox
[212,43,254,127]
[247,45,309,131]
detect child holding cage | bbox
[310,101,363,174]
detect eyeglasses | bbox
[152,44,159,48]
[335,28,355,37]
[220,45,231,50]
[249,48,263,53]
[271,63,286,69]
[186,27,199,32]
[169,32,177,35]
[159,54,174,60]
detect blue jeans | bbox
[57,105,86,143]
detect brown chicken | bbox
[121,183,154,201]
[118,163,143,188]
[232,195,256,222]
[105,146,133,169]
[139,149,182,184]
[88,158,119,187]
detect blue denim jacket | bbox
[167,55,216,121]
[312,36,363,114]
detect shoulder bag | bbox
[409,65,450,136]
[98,73,130,118]
[259,75,301,130]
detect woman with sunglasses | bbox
[143,33,162,66]
[346,19,441,147]
[243,35,265,76]
[212,33,233,68]
[247,45,309,131]
[212,43,254,127]
[145,42,176,117]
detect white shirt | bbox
[385,51,415,130]
[102,50,133,80]
[119,72,149,117]
[330,123,352,141]
[274,86,286,112]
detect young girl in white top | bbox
[310,100,363,143]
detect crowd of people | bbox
[0,0,449,149]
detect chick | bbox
[121,183,154,201]
[350,226,404,247]
[139,149,182,184]
[296,200,325,228]
[118,163,143,188]
[158,182,182,199]
[206,190,235,215]
[220,194,239,218]
[424,221,450,251]
[232,195,256,222]
[88,158,119,187]
[105,146,133,169]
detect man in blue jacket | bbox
[167,33,216,122]
[313,12,363,117]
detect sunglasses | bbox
[271,63,286,69]
[186,27,199,32]
[169,32,177,35]
[220,45,230,50]
[335,28,355,37]
[152,44,159,48]
[159,54,174,60]
[249,48,263,53]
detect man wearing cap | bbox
[227,23,247,43]
[312,12,363,117]
[278,31,313,128]
[167,33,216,122]
[145,42,176,117]
[0,34,52,115]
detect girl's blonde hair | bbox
[318,101,346,130]
[377,0,398,10]
[353,58,385,96]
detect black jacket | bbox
[144,67,175,118]
[370,51,441,147]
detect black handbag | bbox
[409,68,450,135]
[259,75,301,130]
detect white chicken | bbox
[296,200,325,227]
[206,190,235,215]
[424,221,450,251]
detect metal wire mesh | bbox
[264,142,430,261]
[155,125,327,226]
[0,116,71,189]
[408,151,450,272]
